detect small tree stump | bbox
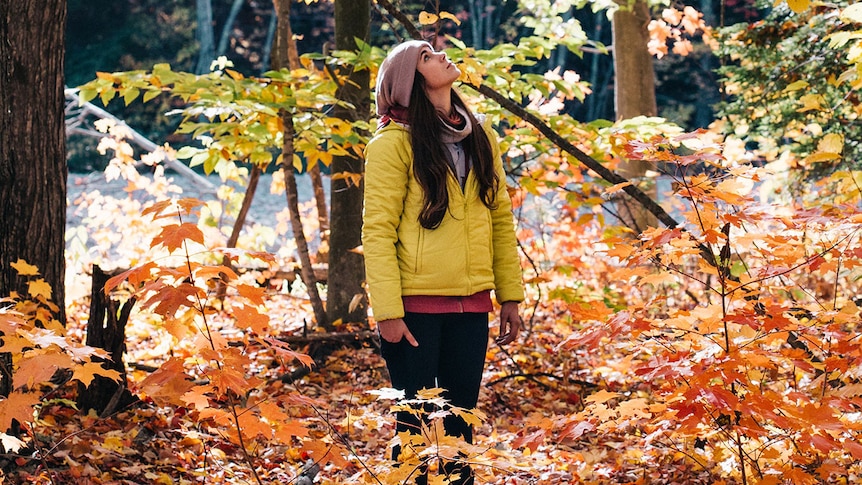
[77,265,137,416]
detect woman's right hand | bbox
[377,318,419,347]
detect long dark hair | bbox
[407,72,499,229]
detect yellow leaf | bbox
[439,11,461,25]
[418,11,439,25]
[797,93,825,112]
[10,259,39,276]
[818,133,844,154]
[804,152,841,164]
[786,0,809,13]
[783,80,809,92]
[28,279,52,300]
[73,361,121,388]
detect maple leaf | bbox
[28,279,52,300]
[0,391,41,430]
[232,304,270,334]
[143,283,202,316]
[104,261,158,293]
[151,222,205,253]
[265,337,315,368]
[273,419,310,441]
[302,438,349,468]
[512,428,549,452]
[181,387,211,411]
[138,357,194,407]
[10,259,39,276]
[236,284,266,306]
[194,265,238,283]
[73,361,122,388]
[141,199,174,218]
[368,388,406,401]
[585,389,620,405]
[14,352,74,389]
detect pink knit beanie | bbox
[375,40,432,116]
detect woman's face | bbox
[416,46,461,91]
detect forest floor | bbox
[2,286,719,485]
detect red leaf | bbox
[512,428,549,452]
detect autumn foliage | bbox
[4,1,862,484]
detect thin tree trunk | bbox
[261,6,278,73]
[216,0,246,57]
[216,164,262,300]
[195,0,215,74]
[612,0,658,233]
[278,5,330,264]
[281,114,328,327]
[308,163,329,263]
[327,0,370,327]
[273,0,328,327]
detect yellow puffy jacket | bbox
[362,120,525,321]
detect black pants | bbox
[380,312,489,484]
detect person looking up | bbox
[363,39,525,485]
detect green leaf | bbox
[175,146,200,160]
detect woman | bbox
[363,39,524,484]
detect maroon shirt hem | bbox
[402,290,493,314]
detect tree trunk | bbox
[77,266,137,416]
[195,0,215,74]
[327,0,370,327]
[216,0,246,57]
[272,0,328,328]
[0,1,68,332]
[612,0,658,232]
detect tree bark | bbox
[195,0,215,74]
[327,0,370,327]
[77,266,136,416]
[0,0,68,331]
[272,0,328,327]
[612,0,658,232]
[216,0,246,57]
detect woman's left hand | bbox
[496,301,521,345]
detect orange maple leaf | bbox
[265,338,315,368]
[10,259,39,276]
[14,352,74,389]
[141,199,174,218]
[28,279,52,300]
[232,304,270,334]
[236,284,266,306]
[105,261,158,293]
[302,439,348,468]
[0,391,41,430]
[181,387,211,411]
[138,357,194,407]
[151,222,205,252]
[143,283,202,316]
[73,361,122,388]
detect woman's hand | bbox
[496,301,521,345]
[377,318,419,346]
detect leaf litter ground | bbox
[4,288,721,485]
